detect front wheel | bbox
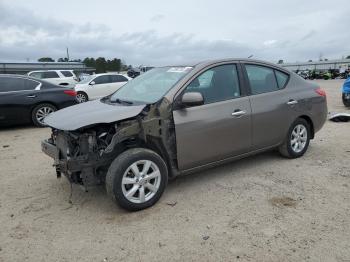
[279,118,311,158]
[106,148,168,211]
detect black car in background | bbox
[0,75,77,127]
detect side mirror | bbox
[89,81,95,85]
[181,92,204,107]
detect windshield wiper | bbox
[113,98,133,105]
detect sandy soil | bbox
[0,80,349,262]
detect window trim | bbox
[241,63,290,96]
[0,76,41,93]
[173,62,247,108]
[274,69,290,89]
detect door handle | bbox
[27,95,36,98]
[231,110,246,117]
[287,99,298,105]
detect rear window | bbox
[61,71,73,77]
[245,65,279,94]
[29,72,43,79]
[42,71,59,79]
[275,70,289,88]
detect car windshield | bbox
[110,67,193,104]
[79,75,95,84]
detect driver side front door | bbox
[173,63,252,171]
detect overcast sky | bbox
[0,0,349,66]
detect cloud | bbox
[0,0,350,65]
[150,14,165,22]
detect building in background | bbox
[0,62,95,75]
[281,59,350,72]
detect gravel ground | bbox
[0,80,349,262]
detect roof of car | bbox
[0,74,57,85]
[28,70,73,73]
[161,58,289,73]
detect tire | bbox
[342,93,350,107]
[31,103,57,127]
[76,92,88,103]
[278,118,311,158]
[106,148,168,211]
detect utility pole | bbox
[66,47,70,62]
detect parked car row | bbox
[0,74,77,127]
[0,70,134,127]
[74,73,131,103]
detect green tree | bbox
[277,60,284,64]
[95,57,107,73]
[38,57,55,62]
[346,55,350,59]
[58,58,68,62]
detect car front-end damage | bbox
[41,98,178,189]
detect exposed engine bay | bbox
[42,99,178,190]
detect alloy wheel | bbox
[35,106,54,125]
[290,124,308,153]
[76,93,87,103]
[121,160,161,204]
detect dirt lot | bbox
[0,80,349,262]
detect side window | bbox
[245,65,278,94]
[60,71,73,77]
[42,71,60,79]
[275,70,289,89]
[0,77,30,92]
[93,75,111,84]
[29,72,43,79]
[110,75,129,83]
[186,64,240,104]
[118,75,128,82]
[25,79,40,90]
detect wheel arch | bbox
[118,136,175,178]
[297,115,315,139]
[30,101,58,114]
[77,91,89,99]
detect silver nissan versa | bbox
[41,59,327,211]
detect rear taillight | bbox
[64,90,77,97]
[315,87,326,97]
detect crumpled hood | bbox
[44,99,146,131]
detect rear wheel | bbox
[342,93,350,107]
[279,118,310,158]
[106,148,168,211]
[31,103,56,127]
[76,92,88,103]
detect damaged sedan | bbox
[42,59,327,211]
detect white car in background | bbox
[27,70,78,87]
[74,73,131,103]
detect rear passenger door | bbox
[242,63,294,150]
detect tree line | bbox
[37,57,129,73]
